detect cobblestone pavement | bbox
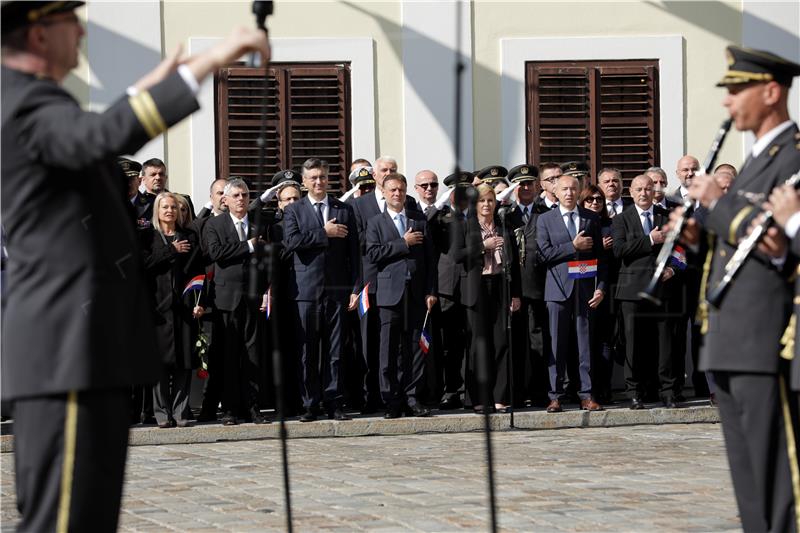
[1,423,739,532]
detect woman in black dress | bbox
[141,192,206,428]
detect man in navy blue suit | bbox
[352,156,421,413]
[536,175,606,413]
[366,173,437,418]
[283,158,361,422]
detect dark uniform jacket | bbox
[0,66,198,400]
[701,123,800,374]
[507,203,548,300]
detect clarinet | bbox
[638,118,732,305]
[706,169,800,308]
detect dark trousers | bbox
[220,300,260,417]
[130,384,154,424]
[359,294,382,408]
[713,367,798,532]
[199,313,225,416]
[378,288,427,408]
[438,295,467,401]
[517,297,551,406]
[620,300,678,399]
[295,297,345,410]
[153,367,192,424]
[547,289,593,401]
[13,388,130,533]
[592,296,618,402]
[465,275,510,407]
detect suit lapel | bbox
[734,126,798,191]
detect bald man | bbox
[673,155,700,201]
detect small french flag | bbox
[567,259,598,279]
[669,245,688,270]
[419,311,432,355]
[182,274,205,296]
[419,311,431,354]
[357,283,370,318]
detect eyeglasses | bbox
[416,183,439,189]
[585,196,603,204]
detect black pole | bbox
[452,2,497,531]
[499,211,514,429]
[246,3,293,532]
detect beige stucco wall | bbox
[472,0,745,173]
[161,0,404,195]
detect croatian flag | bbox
[567,259,598,279]
[357,283,370,318]
[419,311,432,355]
[669,245,688,270]
[182,274,205,296]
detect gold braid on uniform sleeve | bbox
[697,232,717,335]
[128,91,168,140]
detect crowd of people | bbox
[125,152,742,427]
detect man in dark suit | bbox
[689,45,800,532]
[283,158,361,422]
[505,164,551,406]
[204,178,270,426]
[366,173,437,418]
[599,168,633,218]
[536,175,606,413]
[613,174,683,409]
[194,178,229,422]
[0,2,269,529]
[535,162,562,211]
[352,157,420,413]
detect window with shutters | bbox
[215,63,352,198]
[526,60,659,191]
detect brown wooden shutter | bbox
[216,63,351,198]
[527,60,659,191]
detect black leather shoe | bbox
[438,396,463,410]
[330,408,351,421]
[250,409,270,424]
[384,407,402,419]
[630,397,646,410]
[409,404,431,417]
[221,412,237,426]
[662,398,678,409]
[299,410,317,423]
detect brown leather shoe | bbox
[546,400,562,413]
[580,398,603,411]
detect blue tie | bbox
[642,211,652,234]
[314,202,325,227]
[567,212,577,240]
[394,213,406,236]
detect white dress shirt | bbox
[635,204,656,244]
[307,195,330,224]
[229,212,254,253]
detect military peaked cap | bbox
[443,171,474,188]
[508,164,539,183]
[1,1,84,34]
[717,45,800,87]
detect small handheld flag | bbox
[567,259,598,279]
[669,245,688,271]
[182,274,205,297]
[419,310,432,355]
[357,283,370,318]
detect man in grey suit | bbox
[283,158,361,422]
[536,175,606,413]
[366,173,437,418]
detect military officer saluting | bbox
[1,2,269,530]
[689,45,800,532]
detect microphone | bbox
[247,1,274,67]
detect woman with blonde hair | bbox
[458,184,521,413]
[141,192,205,427]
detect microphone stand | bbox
[246,3,293,532]
[452,2,497,531]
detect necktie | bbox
[236,220,246,242]
[551,203,558,210]
[314,202,325,227]
[642,211,652,234]
[394,213,406,236]
[522,206,530,224]
[567,212,577,240]
[608,202,617,217]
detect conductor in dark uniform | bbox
[689,46,800,532]
[0,2,270,529]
